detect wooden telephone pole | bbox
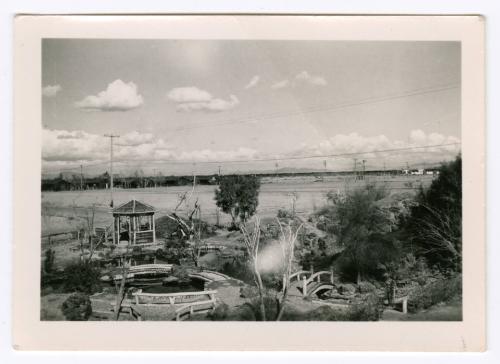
[104,134,120,207]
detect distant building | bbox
[410,169,424,175]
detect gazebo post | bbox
[112,200,157,246]
[112,215,116,245]
[151,214,156,243]
[116,215,120,244]
[128,215,132,246]
[133,215,137,245]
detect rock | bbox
[337,283,357,295]
[358,281,377,293]
[239,285,259,298]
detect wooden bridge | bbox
[132,289,217,305]
[100,263,174,283]
[131,289,218,321]
[188,270,231,283]
[128,263,173,275]
[289,270,336,298]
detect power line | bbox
[42,83,459,173]
[43,142,460,174]
[171,83,459,132]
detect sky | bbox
[42,39,461,176]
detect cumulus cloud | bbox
[271,71,327,90]
[244,75,260,89]
[167,86,239,112]
[42,84,62,98]
[43,129,108,162]
[74,79,144,111]
[42,128,258,171]
[295,71,327,86]
[177,147,257,162]
[120,131,155,146]
[167,87,212,103]
[271,79,290,89]
[295,130,460,169]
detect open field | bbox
[42,174,434,235]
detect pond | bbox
[140,279,205,294]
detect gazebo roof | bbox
[112,199,156,215]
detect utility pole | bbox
[80,164,84,190]
[104,134,120,207]
[362,160,366,181]
[323,160,327,182]
[216,165,221,227]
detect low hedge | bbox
[407,275,462,313]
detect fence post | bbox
[402,297,408,314]
[302,276,307,297]
[330,270,334,284]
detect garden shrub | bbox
[63,261,102,294]
[61,292,92,321]
[347,293,383,321]
[407,275,462,313]
[208,303,229,321]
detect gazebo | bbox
[112,199,156,245]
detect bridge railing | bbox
[302,271,334,297]
[129,263,173,273]
[189,270,231,282]
[175,298,217,321]
[289,270,313,282]
[132,289,217,306]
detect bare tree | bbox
[113,251,131,321]
[275,218,303,321]
[71,203,109,263]
[165,177,204,267]
[414,204,461,262]
[240,216,266,321]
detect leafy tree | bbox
[63,262,102,294]
[215,175,260,228]
[403,155,462,271]
[334,184,400,284]
[61,292,92,321]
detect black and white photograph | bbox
[10,14,486,351]
[39,37,464,322]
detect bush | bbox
[61,292,92,321]
[63,262,102,294]
[407,275,462,313]
[208,303,229,320]
[43,249,56,274]
[277,209,293,219]
[155,216,216,241]
[348,293,383,321]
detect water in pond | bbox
[141,279,205,294]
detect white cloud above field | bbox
[42,127,460,175]
[271,79,290,89]
[295,71,327,86]
[42,128,258,171]
[296,130,461,168]
[167,86,240,112]
[42,84,62,97]
[74,79,144,111]
[271,71,327,90]
[244,75,260,89]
